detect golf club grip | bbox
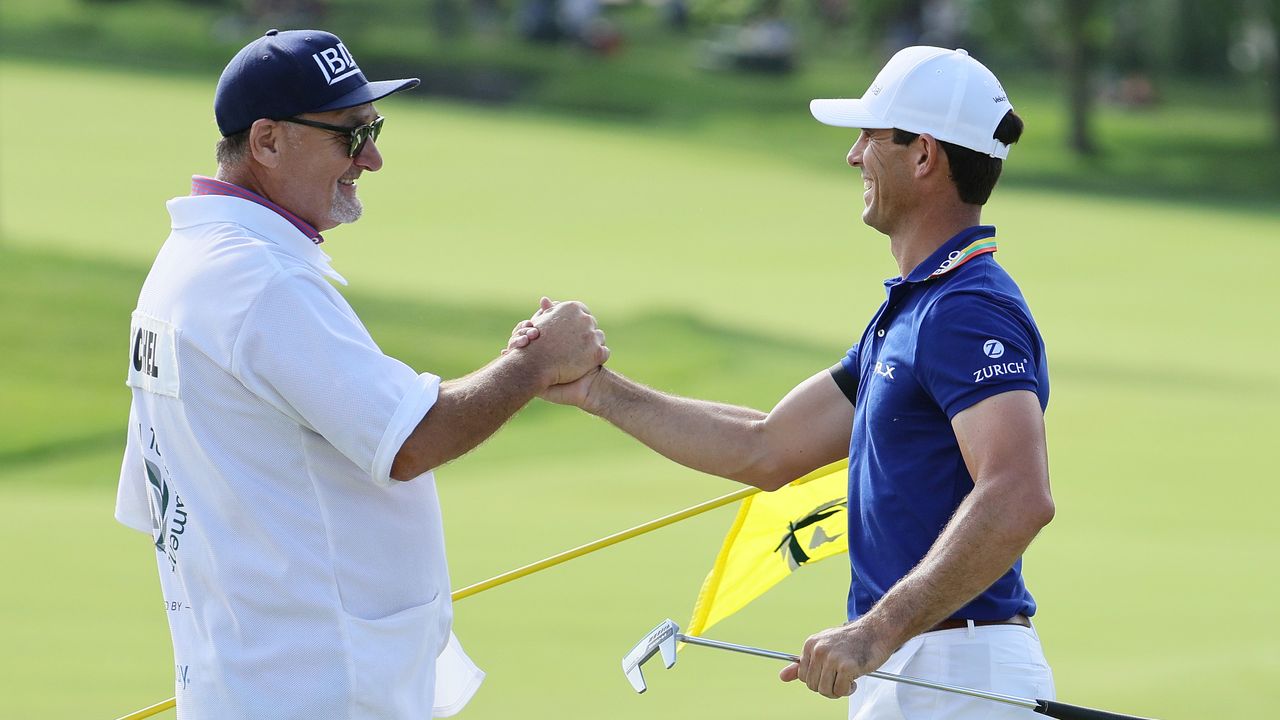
[1035,699,1157,720]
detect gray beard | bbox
[330,188,363,225]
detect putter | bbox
[623,619,1159,720]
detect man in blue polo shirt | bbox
[511,46,1054,717]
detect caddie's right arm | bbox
[390,300,608,480]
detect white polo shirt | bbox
[116,186,482,718]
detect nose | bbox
[355,137,384,172]
[847,134,867,168]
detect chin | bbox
[860,210,889,235]
[329,196,364,225]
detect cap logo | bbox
[993,94,1007,103]
[312,43,360,85]
[870,83,883,96]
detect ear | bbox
[248,119,284,169]
[914,133,945,180]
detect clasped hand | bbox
[503,297,608,401]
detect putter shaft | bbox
[677,633,1037,711]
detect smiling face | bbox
[273,103,385,232]
[846,128,918,236]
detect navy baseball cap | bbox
[214,29,420,136]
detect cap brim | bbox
[809,98,889,129]
[311,78,421,113]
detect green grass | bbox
[3,58,1280,719]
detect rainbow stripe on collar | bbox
[928,238,997,278]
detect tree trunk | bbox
[1063,0,1097,156]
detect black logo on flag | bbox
[775,499,846,570]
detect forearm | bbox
[391,353,547,480]
[582,368,784,488]
[860,479,1053,648]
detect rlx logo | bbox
[874,361,895,380]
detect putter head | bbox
[621,619,680,693]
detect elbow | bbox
[1033,494,1055,530]
[744,469,792,492]
[725,420,801,491]
[984,475,1054,538]
[390,444,442,482]
[1028,471,1055,530]
[389,450,419,482]
[735,452,807,492]
[1021,489,1055,534]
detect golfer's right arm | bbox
[559,366,851,490]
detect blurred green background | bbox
[2,0,1278,718]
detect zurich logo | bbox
[983,339,1005,358]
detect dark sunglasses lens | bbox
[350,119,383,157]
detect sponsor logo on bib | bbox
[143,427,188,572]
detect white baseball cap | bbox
[810,46,1015,159]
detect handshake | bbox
[502,297,609,407]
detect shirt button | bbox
[877,329,885,337]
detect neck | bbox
[216,164,267,199]
[887,203,983,278]
[215,163,333,233]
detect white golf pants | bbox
[848,622,1054,720]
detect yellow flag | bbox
[687,458,849,637]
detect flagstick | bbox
[453,485,760,600]
[114,699,176,720]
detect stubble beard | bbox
[330,187,364,225]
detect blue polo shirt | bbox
[830,225,1048,622]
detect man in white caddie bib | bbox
[116,28,609,719]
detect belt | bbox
[926,614,1031,633]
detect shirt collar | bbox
[903,225,998,284]
[172,179,347,286]
[191,176,324,245]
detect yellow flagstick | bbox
[452,484,759,600]
[115,699,176,720]
[115,481,805,720]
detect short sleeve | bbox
[830,342,860,405]
[916,292,1042,419]
[233,269,441,485]
[115,405,152,533]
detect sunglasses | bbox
[280,115,385,157]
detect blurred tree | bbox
[1268,0,1280,144]
[429,0,466,39]
[1172,0,1237,75]
[1062,0,1100,155]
